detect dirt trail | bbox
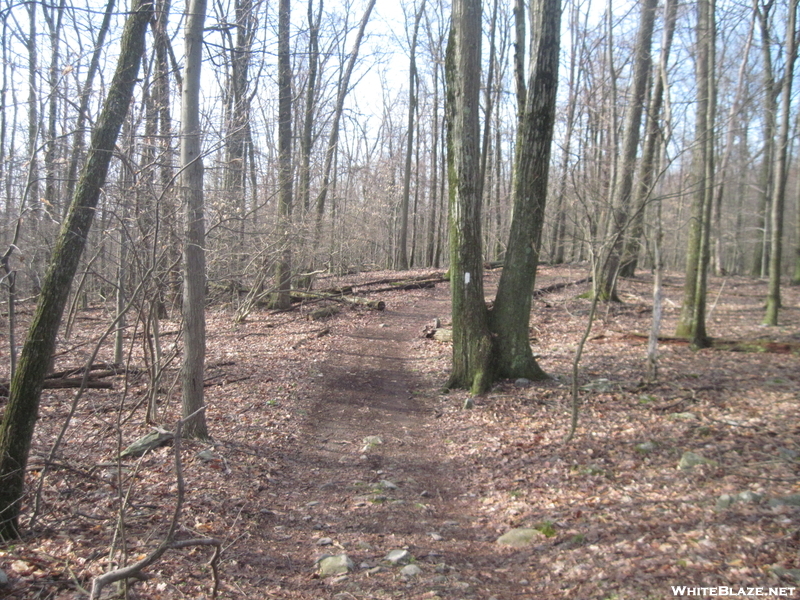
[260,285,524,598]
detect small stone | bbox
[635,441,657,454]
[318,554,354,577]
[306,501,320,507]
[379,479,398,490]
[771,566,800,583]
[463,397,474,409]
[669,412,698,421]
[196,449,217,462]
[367,566,383,575]
[429,532,443,541]
[400,564,422,577]
[362,436,383,452]
[0,569,7,587]
[768,494,800,507]
[359,562,371,569]
[496,528,542,548]
[716,494,735,510]
[737,490,763,504]
[384,549,412,565]
[316,537,333,546]
[514,378,532,387]
[677,451,716,470]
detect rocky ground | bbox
[0,265,799,600]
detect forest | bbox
[0,0,798,597]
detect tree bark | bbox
[0,0,152,540]
[398,0,426,270]
[180,0,210,440]
[598,0,658,300]
[676,0,716,347]
[274,0,293,309]
[488,0,561,381]
[764,0,797,325]
[619,0,679,277]
[445,0,493,394]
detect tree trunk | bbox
[619,0,678,278]
[398,0,425,270]
[180,0,210,440]
[274,0,293,309]
[598,0,658,300]
[445,0,493,394]
[488,0,560,382]
[299,0,322,215]
[0,0,152,540]
[764,0,797,325]
[752,0,778,277]
[676,0,716,348]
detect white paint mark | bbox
[465,272,471,284]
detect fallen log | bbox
[353,272,447,288]
[531,276,592,298]
[621,332,800,354]
[366,279,440,293]
[0,378,113,398]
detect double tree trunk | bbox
[447,0,560,393]
[0,0,153,540]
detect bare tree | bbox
[180,0,210,439]
[0,0,153,539]
[764,0,797,325]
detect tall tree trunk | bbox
[619,0,678,277]
[0,0,152,540]
[299,0,322,215]
[425,11,441,268]
[550,0,583,265]
[676,0,716,348]
[398,0,425,270]
[180,0,210,440]
[711,16,755,276]
[446,0,493,394]
[752,0,778,277]
[598,0,658,300]
[274,0,293,309]
[764,0,797,325]
[488,0,561,381]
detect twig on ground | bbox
[89,408,221,600]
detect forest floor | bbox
[1,265,799,600]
